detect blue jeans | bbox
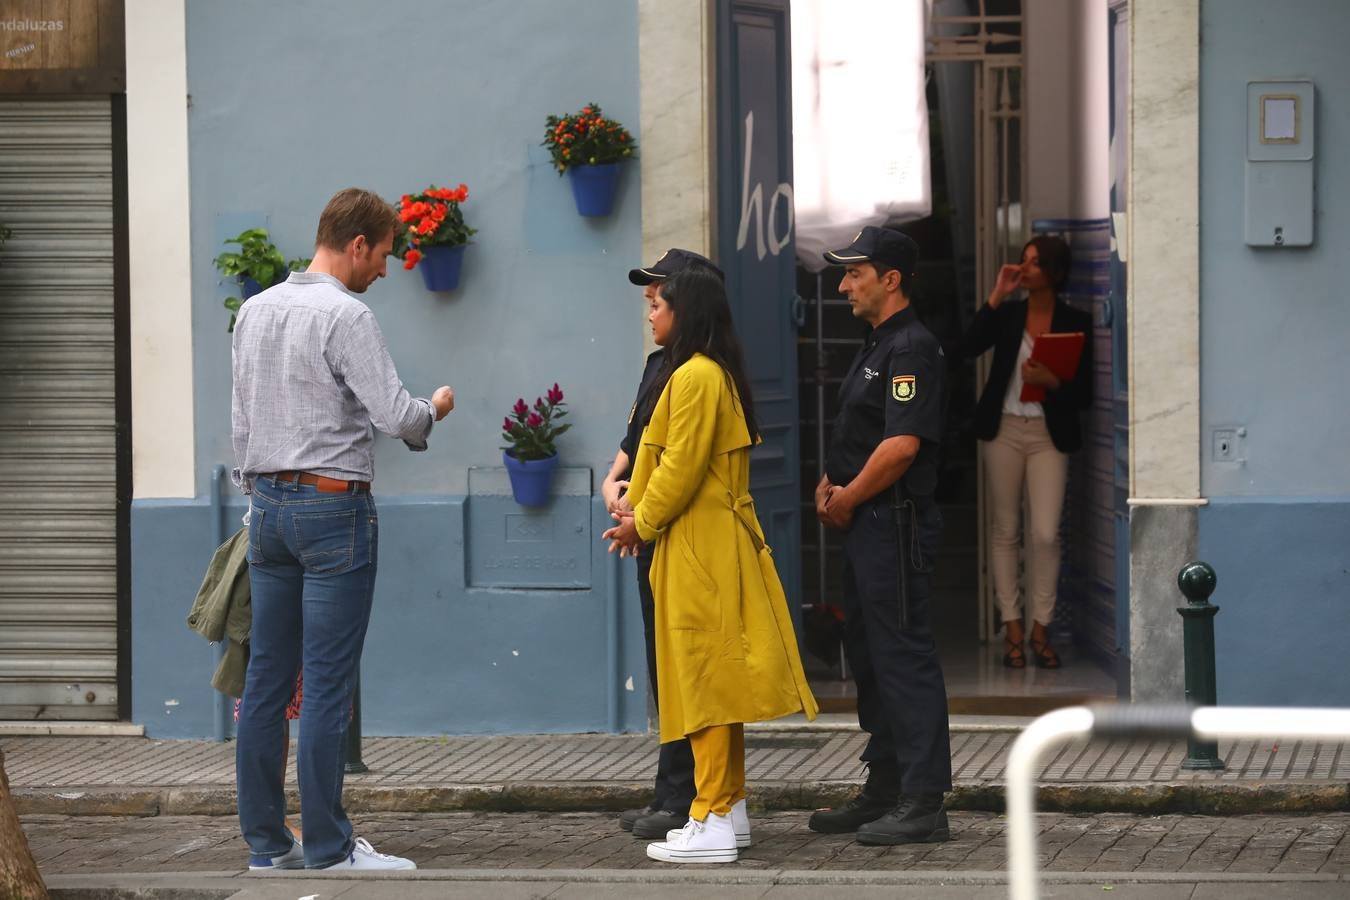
[236,476,378,869]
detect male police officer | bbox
[809,226,952,845]
[602,249,724,840]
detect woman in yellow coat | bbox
[603,266,818,864]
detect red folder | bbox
[1019,332,1086,403]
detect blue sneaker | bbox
[248,839,304,871]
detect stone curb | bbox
[16,779,1350,817]
[42,868,1350,891]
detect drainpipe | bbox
[210,464,230,743]
[606,519,621,732]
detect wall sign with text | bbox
[0,0,124,93]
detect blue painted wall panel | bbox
[132,495,649,738]
[183,0,644,498]
[155,1,653,735]
[131,497,240,737]
[1198,499,1350,706]
[1200,0,1350,496]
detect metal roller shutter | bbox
[0,97,118,720]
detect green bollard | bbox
[1177,561,1225,770]
[344,669,368,775]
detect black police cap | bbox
[824,226,919,276]
[628,248,725,285]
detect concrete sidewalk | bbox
[6,717,1350,817]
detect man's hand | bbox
[819,485,856,531]
[814,475,834,518]
[431,386,455,421]
[1021,358,1061,390]
[601,477,630,515]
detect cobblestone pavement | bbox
[20,811,1350,876]
[8,731,1350,789]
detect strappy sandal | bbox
[1029,637,1061,669]
[1003,638,1026,669]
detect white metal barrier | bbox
[1006,704,1350,900]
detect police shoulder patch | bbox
[892,375,916,402]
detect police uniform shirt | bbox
[619,350,665,481]
[825,307,945,497]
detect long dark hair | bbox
[640,266,759,442]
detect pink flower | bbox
[513,398,529,416]
[526,412,544,429]
[547,383,564,404]
[534,397,545,411]
[502,417,514,432]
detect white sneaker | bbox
[666,799,752,848]
[647,811,738,863]
[321,837,417,871]
[248,838,304,871]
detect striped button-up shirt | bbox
[231,272,434,492]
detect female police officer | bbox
[810,226,953,845]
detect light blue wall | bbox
[1199,499,1350,706]
[134,492,650,738]
[1195,0,1350,706]
[130,0,656,737]
[1200,0,1350,498]
[185,0,645,497]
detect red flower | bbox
[402,248,422,270]
[526,412,544,429]
[547,383,564,404]
[503,417,515,432]
[513,398,529,416]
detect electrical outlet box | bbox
[1211,426,1246,463]
[1245,81,1315,247]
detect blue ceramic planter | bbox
[240,269,288,298]
[567,163,623,217]
[418,244,466,291]
[503,451,559,507]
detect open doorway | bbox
[794,0,1122,716]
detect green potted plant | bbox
[500,384,571,506]
[397,183,476,292]
[213,227,311,331]
[543,103,636,217]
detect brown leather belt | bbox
[267,471,370,493]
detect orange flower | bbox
[432,203,448,220]
[403,248,422,270]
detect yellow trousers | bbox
[688,723,746,821]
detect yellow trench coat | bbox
[628,354,819,743]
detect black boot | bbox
[807,790,895,834]
[618,804,658,832]
[855,794,950,845]
[807,764,899,834]
[631,808,690,839]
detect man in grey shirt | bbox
[232,188,453,872]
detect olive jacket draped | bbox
[628,354,819,743]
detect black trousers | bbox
[840,496,953,796]
[636,550,696,814]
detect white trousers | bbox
[984,414,1068,628]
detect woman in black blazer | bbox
[962,235,1093,669]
